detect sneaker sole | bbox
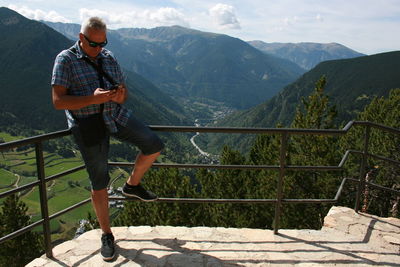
[102,252,115,262]
[122,191,158,202]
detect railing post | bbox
[274,132,288,234]
[35,142,53,258]
[355,125,370,212]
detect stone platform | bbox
[27,206,400,266]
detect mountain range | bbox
[44,21,305,109]
[224,50,400,127]
[0,7,187,133]
[248,41,365,70]
[199,50,400,152]
[2,6,396,148]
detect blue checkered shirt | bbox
[51,41,132,133]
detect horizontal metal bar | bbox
[109,196,277,203]
[1,121,398,153]
[45,165,86,183]
[110,196,337,204]
[354,121,400,134]
[0,166,85,200]
[109,162,281,170]
[286,166,342,171]
[149,125,346,135]
[281,199,337,204]
[367,153,400,166]
[0,180,40,199]
[109,162,343,171]
[0,219,44,244]
[0,199,91,245]
[0,129,71,151]
[49,198,91,220]
[366,181,400,196]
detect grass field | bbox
[0,168,17,191]
[1,134,131,244]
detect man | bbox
[51,17,164,261]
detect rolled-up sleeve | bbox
[51,52,71,88]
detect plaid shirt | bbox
[51,41,131,133]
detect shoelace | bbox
[102,235,114,247]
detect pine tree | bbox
[282,76,341,228]
[339,88,400,217]
[114,168,200,227]
[0,194,43,267]
[246,133,281,228]
[197,146,251,227]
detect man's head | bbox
[79,17,108,58]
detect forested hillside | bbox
[114,85,400,230]
[44,22,305,109]
[199,51,400,153]
[0,7,189,136]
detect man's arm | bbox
[52,85,118,110]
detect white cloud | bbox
[3,0,399,54]
[209,3,241,29]
[79,7,189,29]
[7,4,70,23]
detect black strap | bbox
[82,57,116,87]
[69,46,117,87]
[68,46,120,116]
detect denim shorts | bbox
[72,115,164,190]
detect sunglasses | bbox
[83,34,108,48]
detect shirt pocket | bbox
[70,64,100,96]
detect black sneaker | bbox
[122,183,158,201]
[101,233,115,261]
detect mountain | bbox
[0,7,187,134]
[248,41,365,70]
[199,50,400,152]
[40,21,80,41]
[220,50,400,128]
[0,7,71,131]
[44,22,305,109]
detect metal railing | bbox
[0,121,399,258]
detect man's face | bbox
[79,28,107,58]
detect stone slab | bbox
[27,206,400,266]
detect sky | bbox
[1,0,399,55]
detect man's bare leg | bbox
[91,188,112,234]
[126,151,160,186]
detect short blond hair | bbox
[80,17,107,35]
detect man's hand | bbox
[52,84,125,110]
[110,85,128,104]
[93,88,117,104]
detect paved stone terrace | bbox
[27,206,400,266]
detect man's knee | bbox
[142,134,164,155]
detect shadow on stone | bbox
[114,237,241,266]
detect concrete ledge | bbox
[27,206,400,266]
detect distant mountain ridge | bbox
[0,7,72,131]
[44,22,305,109]
[248,41,365,70]
[198,50,400,153]
[221,50,400,128]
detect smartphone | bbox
[109,84,119,91]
